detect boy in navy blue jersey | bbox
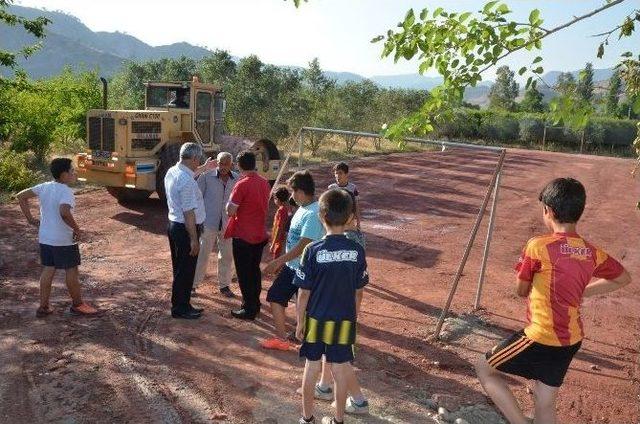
[295,189,368,424]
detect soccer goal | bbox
[272,126,506,340]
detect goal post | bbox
[273,126,507,340]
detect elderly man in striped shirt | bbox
[193,151,238,298]
[165,142,210,319]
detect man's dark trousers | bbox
[232,237,267,318]
[168,221,200,314]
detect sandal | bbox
[36,306,53,318]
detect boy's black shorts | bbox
[40,244,81,269]
[266,265,298,307]
[485,330,581,387]
[300,342,354,364]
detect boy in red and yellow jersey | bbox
[475,178,631,424]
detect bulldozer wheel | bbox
[106,187,152,203]
[156,143,182,203]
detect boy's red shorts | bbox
[485,330,581,387]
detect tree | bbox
[197,49,237,86]
[0,0,50,85]
[303,58,333,92]
[619,55,640,118]
[606,69,622,117]
[109,57,198,110]
[555,72,576,96]
[335,80,379,152]
[520,85,545,112]
[576,62,594,103]
[301,58,336,155]
[488,65,519,111]
[1,68,101,160]
[226,55,305,141]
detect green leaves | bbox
[620,16,635,38]
[633,96,640,114]
[483,1,499,14]
[529,9,541,25]
[497,4,510,14]
[404,8,415,29]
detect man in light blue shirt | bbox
[193,152,238,297]
[262,170,324,350]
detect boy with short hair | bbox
[476,177,631,424]
[329,162,364,247]
[261,171,324,350]
[16,158,98,317]
[295,189,368,424]
[329,162,360,226]
[269,186,293,259]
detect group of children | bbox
[263,162,367,424]
[16,156,633,424]
[263,170,632,424]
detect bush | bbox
[0,146,39,192]
[478,112,520,143]
[584,121,605,146]
[434,108,481,139]
[592,118,638,146]
[518,116,545,145]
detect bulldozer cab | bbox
[144,79,223,146]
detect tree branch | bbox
[477,0,628,76]
[497,22,551,33]
[589,8,639,45]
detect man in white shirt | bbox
[16,158,98,317]
[193,151,238,297]
[165,142,209,319]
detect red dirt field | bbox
[1,148,639,423]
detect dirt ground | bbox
[1,147,639,424]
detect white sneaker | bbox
[296,384,334,401]
[321,417,339,424]
[331,396,369,415]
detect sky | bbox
[14,0,640,79]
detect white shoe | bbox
[331,396,369,415]
[296,384,334,401]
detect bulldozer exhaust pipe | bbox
[100,77,107,110]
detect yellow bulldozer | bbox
[75,76,281,202]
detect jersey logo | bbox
[316,249,358,263]
[296,268,306,280]
[560,243,592,258]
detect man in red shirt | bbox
[225,151,271,320]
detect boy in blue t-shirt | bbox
[262,170,324,351]
[295,189,368,424]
